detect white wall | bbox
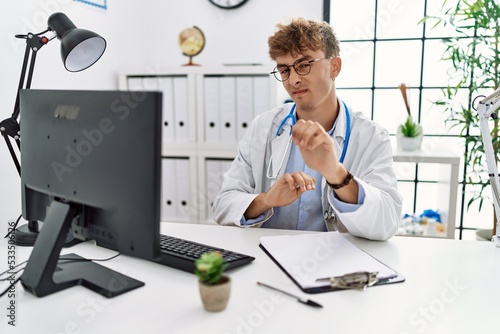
[0,0,322,228]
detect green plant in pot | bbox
[397,83,423,151]
[400,116,422,138]
[195,251,231,312]
[421,0,500,239]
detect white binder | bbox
[236,76,254,140]
[205,159,221,222]
[205,159,233,222]
[253,76,271,118]
[172,77,189,142]
[203,76,220,142]
[158,77,176,143]
[218,76,237,142]
[161,158,178,222]
[174,158,192,222]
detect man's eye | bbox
[296,62,310,70]
[278,67,290,74]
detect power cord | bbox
[3,214,22,239]
[58,252,121,263]
[472,95,486,111]
[0,260,26,298]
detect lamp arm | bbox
[0,31,50,175]
[11,32,51,121]
[1,132,20,174]
[478,98,500,247]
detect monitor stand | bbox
[13,220,82,248]
[20,200,144,298]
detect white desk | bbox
[1,222,498,334]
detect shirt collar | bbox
[274,100,348,138]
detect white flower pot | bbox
[397,125,423,151]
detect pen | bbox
[256,281,323,308]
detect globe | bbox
[178,26,205,66]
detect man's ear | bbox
[331,56,342,79]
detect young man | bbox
[213,17,402,241]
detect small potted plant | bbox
[195,251,231,312]
[397,83,423,151]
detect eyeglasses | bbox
[270,57,327,82]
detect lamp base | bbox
[13,221,41,246]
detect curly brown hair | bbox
[268,17,340,60]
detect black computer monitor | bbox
[18,89,162,297]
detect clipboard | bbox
[259,232,405,294]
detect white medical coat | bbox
[213,101,402,241]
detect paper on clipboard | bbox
[259,232,404,293]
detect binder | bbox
[259,232,405,294]
[161,158,178,221]
[252,76,271,118]
[205,159,233,222]
[236,76,254,140]
[158,77,176,143]
[205,159,221,222]
[203,76,220,142]
[172,77,189,142]
[218,76,237,142]
[174,158,192,222]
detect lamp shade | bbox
[47,12,106,72]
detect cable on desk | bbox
[58,252,121,263]
[0,260,26,297]
[0,260,27,278]
[3,214,22,239]
[0,260,27,281]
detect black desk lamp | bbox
[0,12,106,246]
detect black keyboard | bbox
[158,234,255,273]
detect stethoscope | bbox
[266,101,351,180]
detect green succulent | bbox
[194,251,227,285]
[399,116,422,138]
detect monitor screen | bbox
[18,89,162,297]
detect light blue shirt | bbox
[262,142,326,230]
